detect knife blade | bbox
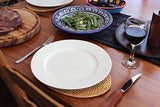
[99,73,142,107]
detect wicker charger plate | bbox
[26,3,70,12]
[50,75,111,98]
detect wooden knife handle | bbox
[98,90,123,107]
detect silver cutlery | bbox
[99,73,142,107]
[15,35,55,64]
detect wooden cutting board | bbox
[0,7,41,48]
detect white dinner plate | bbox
[31,40,112,89]
[26,0,73,7]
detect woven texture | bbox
[26,3,69,12]
[50,75,111,98]
[82,13,160,65]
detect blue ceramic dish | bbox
[85,0,126,14]
[51,5,113,34]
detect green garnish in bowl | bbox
[61,11,101,31]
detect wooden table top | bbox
[2,0,160,107]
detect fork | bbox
[15,35,55,64]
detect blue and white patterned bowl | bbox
[51,5,113,34]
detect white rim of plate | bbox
[31,39,112,90]
[26,0,73,7]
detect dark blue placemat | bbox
[82,13,160,65]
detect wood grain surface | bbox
[0,7,40,47]
[1,0,160,107]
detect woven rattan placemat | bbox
[26,3,69,12]
[49,75,111,98]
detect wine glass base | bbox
[122,57,139,69]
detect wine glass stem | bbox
[129,44,136,61]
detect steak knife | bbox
[100,73,142,107]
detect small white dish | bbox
[31,40,112,89]
[26,0,73,7]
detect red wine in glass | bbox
[125,26,146,45]
[122,25,147,68]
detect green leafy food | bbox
[61,11,101,31]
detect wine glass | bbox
[122,17,148,68]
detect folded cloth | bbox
[82,13,160,65]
